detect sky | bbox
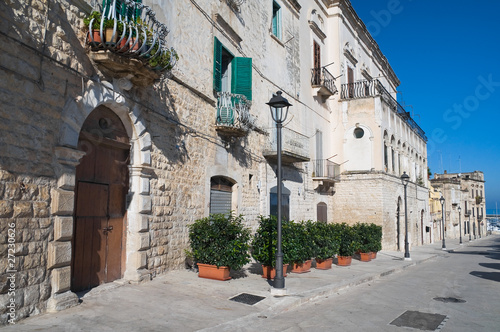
[351,0,500,213]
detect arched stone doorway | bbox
[72,106,130,292]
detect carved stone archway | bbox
[47,78,153,311]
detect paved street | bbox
[219,235,500,332]
[1,235,498,332]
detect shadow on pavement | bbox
[478,263,500,270]
[469,271,500,282]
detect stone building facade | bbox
[0,0,429,323]
[431,171,487,243]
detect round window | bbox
[353,127,364,139]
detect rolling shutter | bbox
[210,190,232,215]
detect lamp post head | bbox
[458,206,462,213]
[400,172,410,186]
[267,91,292,123]
[440,196,445,205]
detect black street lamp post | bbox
[440,195,446,250]
[401,172,410,260]
[458,206,462,245]
[267,91,291,290]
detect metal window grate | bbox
[229,293,265,305]
[390,311,447,331]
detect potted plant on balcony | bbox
[188,213,251,281]
[336,223,356,266]
[311,221,339,270]
[476,196,483,204]
[148,47,179,71]
[83,11,102,46]
[251,216,290,279]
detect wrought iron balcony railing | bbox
[263,127,310,164]
[312,159,340,180]
[340,79,427,141]
[84,0,178,73]
[215,92,252,136]
[311,67,338,96]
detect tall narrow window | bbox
[272,1,282,39]
[313,41,321,85]
[317,202,327,223]
[384,144,388,171]
[347,67,354,98]
[213,37,252,100]
[270,185,290,221]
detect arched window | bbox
[317,202,327,222]
[210,176,235,215]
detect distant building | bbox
[431,171,486,241]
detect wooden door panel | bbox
[76,140,97,182]
[93,218,107,286]
[94,144,111,184]
[106,217,124,281]
[108,184,126,218]
[76,182,108,217]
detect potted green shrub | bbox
[368,223,382,259]
[188,213,251,280]
[353,223,372,262]
[311,221,340,270]
[335,223,356,266]
[289,221,313,273]
[251,216,290,279]
[83,11,102,46]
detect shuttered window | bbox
[272,1,282,39]
[210,176,234,215]
[210,190,232,215]
[213,37,252,100]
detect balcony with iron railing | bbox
[83,0,178,85]
[263,127,310,164]
[340,79,427,141]
[215,92,253,137]
[311,159,340,183]
[311,67,338,97]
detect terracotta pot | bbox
[370,252,377,260]
[337,256,352,266]
[292,259,312,273]
[129,37,140,51]
[104,27,117,45]
[197,263,231,281]
[116,37,129,52]
[88,30,102,46]
[315,257,333,270]
[359,252,371,262]
[262,264,289,279]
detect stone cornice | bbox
[337,0,400,87]
[309,20,327,41]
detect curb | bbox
[199,254,440,332]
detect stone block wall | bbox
[333,171,430,251]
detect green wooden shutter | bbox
[213,37,222,93]
[231,57,252,101]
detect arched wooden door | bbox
[72,106,129,292]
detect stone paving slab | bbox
[0,237,485,332]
